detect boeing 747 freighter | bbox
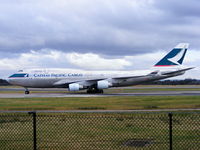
[7,43,193,94]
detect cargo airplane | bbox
[7,43,193,94]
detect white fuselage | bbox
[7,68,183,89]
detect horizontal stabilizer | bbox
[161,67,194,75]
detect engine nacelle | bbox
[97,80,112,89]
[68,83,83,91]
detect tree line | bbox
[146,79,200,85]
[0,79,10,86]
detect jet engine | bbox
[68,83,83,91]
[97,80,112,89]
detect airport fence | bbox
[0,111,199,150]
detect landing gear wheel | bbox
[87,89,93,94]
[25,90,30,94]
[87,88,104,94]
[99,89,104,94]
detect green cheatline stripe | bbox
[9,73,28,78]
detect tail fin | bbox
[154,43,189,67]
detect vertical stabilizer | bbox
[154,43,189,67]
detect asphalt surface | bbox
[1,86,200,91]
[0,86,200,98]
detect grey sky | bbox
[0,0,199,55]
[0,0,199,78]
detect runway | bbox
[1,85,200,91]
[0,86,200,98]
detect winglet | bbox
[154,43,189,67]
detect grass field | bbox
[0,85,200,110]
[0,112,199,150]
[1,85,200,94]
[0,86,200,149]
[0,96,200,111]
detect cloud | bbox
[66,53,131,70]
[0,49,132,77]
[0,0,199,79]
[0,48,199,79]
[155,0,200,18]
[0,0,200,55]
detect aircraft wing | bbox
[112,75,145,80]
[53,75,147,87]
[53,67,194,87]
[161,67,194,75]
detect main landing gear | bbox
[87,88,104,94]
[25,88,30,94]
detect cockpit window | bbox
[9,73,29,78]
